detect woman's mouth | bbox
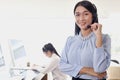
[80,22,86,26]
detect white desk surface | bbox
[11,66,32,70]
[10,66,46,80]
[25,70,45,80]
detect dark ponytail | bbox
[42,43,60,57]
[74,0,98,35]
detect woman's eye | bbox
[75,14,80,16]
[85,13,89,15]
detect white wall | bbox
[0,0,76,64]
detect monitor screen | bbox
[9,40,27,66]
[0,45,5,67]
[13,46,26,60]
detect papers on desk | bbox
[25,70,46,80]
[10,76,24,80]
[11,66,45,71]
[10,66,46,80]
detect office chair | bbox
[111,59,119,64]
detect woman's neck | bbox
[81,29,92,37]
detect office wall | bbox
[0,0,75,65]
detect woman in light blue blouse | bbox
[59,0,111,80]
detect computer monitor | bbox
[0,45,5,67]
[9,40,28,67]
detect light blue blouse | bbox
[59,32,111,79]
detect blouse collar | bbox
[79,32,94,41]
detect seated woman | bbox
[33,43,66,80]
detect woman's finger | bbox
[91,23,98,30]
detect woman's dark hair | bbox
[42,43,60,57]
[74,0,98,35]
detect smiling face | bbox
[75,6,93,30]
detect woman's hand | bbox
[96,72,106,79]
[79,67,106,79]
[91,23,103,48]
[88,69,106,79]
[91,23,102,36]
[31,64,39,70]
[31,64,41,72]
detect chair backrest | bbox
[107,66,120,80]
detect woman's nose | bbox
[79,15,84,21]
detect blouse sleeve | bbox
[40,57,59,74]
[59,36,83,77]
[93,34,111,73]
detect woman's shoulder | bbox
[65,35,81,47]
[66,35,79,42]
[52,54,60,61]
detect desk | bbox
[11,67,32,70]
[10,75,47,80]
[11,67,48,80]
[10,76,24,80]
